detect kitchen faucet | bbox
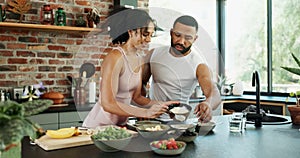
[246,71,263,127]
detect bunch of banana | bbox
[46,127,81,139]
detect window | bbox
[224,0,268,92]
[148,0,299,95]
[224,0,300,95]
[272,0,300,93]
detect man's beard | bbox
[171,42,192,55]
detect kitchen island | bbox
[22,115,300,158]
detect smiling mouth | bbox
[175,45,184,50]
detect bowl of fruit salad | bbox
[150,138,186,155]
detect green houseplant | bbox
[0,99,53,158]
[281,53,300,77]
[281,53,300,124]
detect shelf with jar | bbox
[0,22,102,34]
[0,3,102,34]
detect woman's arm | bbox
[131,71,159,107]
[100,49,168,118]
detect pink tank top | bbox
[83,47,141,128]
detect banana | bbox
[46,127,78,139]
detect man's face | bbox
[170,22,198,55]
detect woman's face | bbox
[131,22,155,50]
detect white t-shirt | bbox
[149,46,206,104]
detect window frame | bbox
[217,0,289,97]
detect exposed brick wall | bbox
[0,0,149,101]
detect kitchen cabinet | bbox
[59,111,89,128]
[28,113,59,130]
[223,100,286,115]
[27,111,89,130]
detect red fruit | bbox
[167,144,173,149]
[169,138,175,142]
[173,145,178,149]
[167,141,175,150]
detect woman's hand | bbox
[146,101,179,118]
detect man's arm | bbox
[141,49,154,96]
[194,64,221,122]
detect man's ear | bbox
[170,29,173,36]
[194,35,198,41]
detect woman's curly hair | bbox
[104,7,156,44]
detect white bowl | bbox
[169,103,192,122]
[176,131,198,143]
[150,141,186,155]
[170,124,195,132]
[91,135,132,152]
[136,124,170,139]
[136,120,161,125]
[195,121,216,134]
[91,126,133,152]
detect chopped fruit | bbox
[150,138,183,150]
[46,127,78,139]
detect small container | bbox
[74,87,86,106]
[229,114,243,133]
[89,80,96,103]
[0,90,5,102]
[194,86,203,98]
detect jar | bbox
[74,87,86,106]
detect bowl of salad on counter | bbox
[150,138,186,155]
[91,126,133,152]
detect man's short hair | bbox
[173,15,198,32]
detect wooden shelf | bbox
[0,22,102,34]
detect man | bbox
[142,15,221,122]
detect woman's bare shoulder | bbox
[102,48,124,62]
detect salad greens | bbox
[91,126,131,140]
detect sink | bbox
[246,114,291,125]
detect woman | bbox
[83,8,178,128]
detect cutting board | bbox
[35,126,138,151]
[35,134,93,151]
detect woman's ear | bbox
[128,30,133,38]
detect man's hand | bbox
[194,101,212,122]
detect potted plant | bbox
[0,99,52,158]
[281,53,300,125]
[216,74,235,96]
[286,91,300,125]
